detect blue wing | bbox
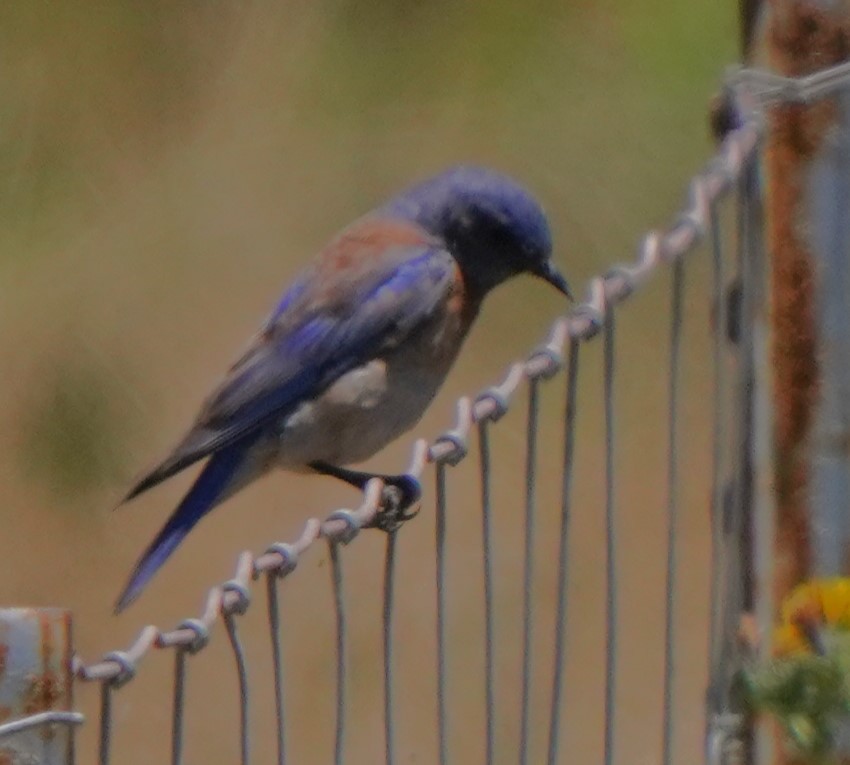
[122,220,455,502]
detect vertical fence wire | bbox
[98,683,114,765]
[435,462,450,765]
[518,378,541,765]
[705,157,759,765]
[171,649,188,765]
[266,573,287,765]
[603,307,618,765]
[546,339,580,765]
[224,609,251,765]
[742,149,773,662]
[706,199,728,714]
[661,258,685,765]
[726,160,756,667]
[329,541,347,765]
[478,419,496,765]
[383,530,398,765]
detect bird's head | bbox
[384,165,571,299]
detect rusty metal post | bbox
[760,0,850,617]
[0,608,75,765]
[745,3,850,765]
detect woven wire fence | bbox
[13,61,850,765]
[11,96,757,765]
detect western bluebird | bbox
[115,165,571,612]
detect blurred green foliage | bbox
[18,359,133,499]
[741,578,850,762]
[742,651,850,760]
[0,1,242,260]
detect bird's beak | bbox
[535,260,573,300]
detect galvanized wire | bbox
[223,574,252,765]
[518,377,540,765]
[434,459,450,765]
[477,417,497,765]
[703,157,761,765]
[546,338,579,765]
[0,711,83,738]
[602,305,618,765]
[661,257,685,765]
[382,530,399,765]
[732,59,850,106]
[171,618,207,765]
[266,571,287,765]
[98,682,114,765]
[706,199,728,720]
[171,648,188,765]
[329,540,347,765]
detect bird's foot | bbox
[309,462,421,533]
[370,474,421,532]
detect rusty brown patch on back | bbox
[319,217,435,274]
[262,216,438,328]
[765,0,850,626]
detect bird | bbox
[114,165,571,612]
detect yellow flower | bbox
[774,578,850,656]
[773,622,807,656]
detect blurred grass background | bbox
[0,1,738,762]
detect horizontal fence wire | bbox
[40,60,850,763]
[730,59,850,106]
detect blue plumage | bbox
[116,435,259,612]
[115,166,570,612]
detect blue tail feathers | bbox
[114,440,249,613]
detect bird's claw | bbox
[309,461,421,532]
[368,475,422,533]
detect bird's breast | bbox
[275,288,476,467]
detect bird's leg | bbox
[309,461,422,531]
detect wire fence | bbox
[7,92,759,765]
[7,60,850,765]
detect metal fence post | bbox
[748,2,850,763]
[807,83,850,579]
[760,0,850,607]
[0,608,75,765]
